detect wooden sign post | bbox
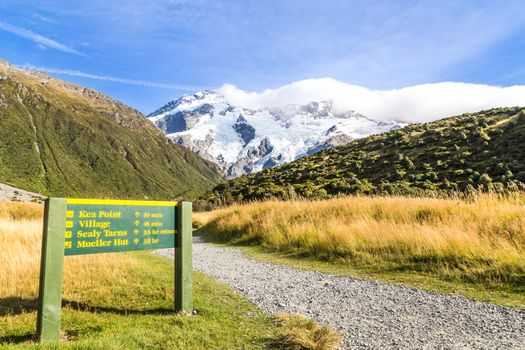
[36,198,192,342]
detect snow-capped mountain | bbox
[148,90,405,177]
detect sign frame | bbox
[36,198,193,343]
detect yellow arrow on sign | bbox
[133,238,139,245]
[134,211,140,217]
[134,220,140,226]
[133,229,139,235]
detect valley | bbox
[1,67,524,348]
[2,2,525,349]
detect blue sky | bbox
[1,0,525,114]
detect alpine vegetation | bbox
[208,106,525,204]
[0,60,222,199]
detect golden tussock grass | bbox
[0,201,141,304]
[192,210,217,229]
[197,193,525,285]
[0,200,42,220]
[275,314,342,350]
[1,200,341,350]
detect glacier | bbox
[148,90,406,177]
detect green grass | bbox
[0,252,280,349]
[219,242,525,309]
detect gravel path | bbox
[157,237,525,349]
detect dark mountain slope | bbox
[0,60,222,199]
[211,106,525,203]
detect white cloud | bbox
[20,64,207,91]
[31,13,57,24]
[218,78,525,123]
[0,21,80,54]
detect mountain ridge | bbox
[148,90,406,177]
[0,60,223,200]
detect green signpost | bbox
[36,198,192,342]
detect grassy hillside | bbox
[0,59,222,200]
[196,193,525,308]
[0,201,340,349]
[209,106,525,204]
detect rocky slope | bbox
[0,182,44,202]
[149,91,405,177]
[0,59,222,199]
